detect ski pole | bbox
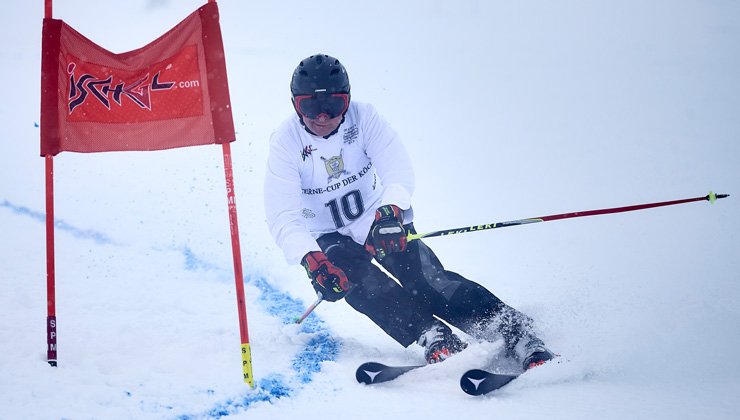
[407,191,729,242]
[294,292,323,324]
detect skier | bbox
[264,53,554,368]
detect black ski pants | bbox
[317,224,532,347]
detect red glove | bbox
[301,251,350,302]
[365,204,407,259]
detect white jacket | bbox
[264,101,415,264]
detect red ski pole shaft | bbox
[407,191,729,241]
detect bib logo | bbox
[64,44,204,123]
[321,149,349,183]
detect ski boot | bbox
[514,335,555,370]
[417,321,467,364]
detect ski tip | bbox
[460,369,519,396]
[460,369,490,396]
[355,362,387,385]
[355,362,425,385]
[355,369,373,385]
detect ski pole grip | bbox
[406,232,423,242]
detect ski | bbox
[459,369,520,396]
[355,362,425,384]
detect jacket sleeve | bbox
[264,132,321,264]
[361,104,415,210]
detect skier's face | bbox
[293,92,348,137]
[301,113,343,137]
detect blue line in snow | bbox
[250,275,340,383]
[0,200,117,245]
[180,246,223,272]
[2,200,228,271]
[189,274,340,418]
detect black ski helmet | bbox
[290,54,351,96]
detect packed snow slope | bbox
[1,1,739,419]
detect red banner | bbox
[40,2,235,155]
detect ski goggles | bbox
[293,92,350,119]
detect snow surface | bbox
[2,0,739,419]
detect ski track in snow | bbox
[2,198,340,418]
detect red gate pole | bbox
[45,155,57,366]
[208,0,252,388]
[221,142,253,387]
[44,0,57,368]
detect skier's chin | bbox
[305,116,342,137]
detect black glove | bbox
[301,251,351,302]
[365,204,407,259]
